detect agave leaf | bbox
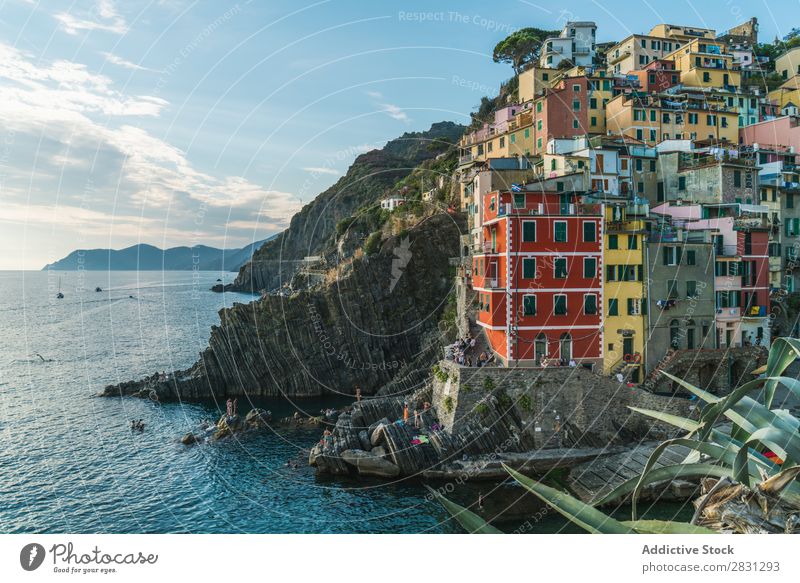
[765,338,800,408]
[630,439,731,520]
[733,426,800,487]
[621,520,717,534]
[660,371,721,403]
[503,464,634,534]
[759,465,800,496]
[627,406,701,432]
[425,486,502,534]
[698,377,765,440]
[592,463,731,506]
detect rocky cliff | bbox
[231,121,464,293]
[103,212,464,400]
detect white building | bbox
[380,197,406,211]
[539,21,597,69]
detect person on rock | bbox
[226,398,233,418]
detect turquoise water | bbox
[0,271,459,533]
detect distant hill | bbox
[42,238,273,271]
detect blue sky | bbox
[0,0,798,269]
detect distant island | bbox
[42,238,274,271]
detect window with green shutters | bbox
[687,280,697,297]
[608,234,618,249]
[554,257,567,278]
[522,220,536,241]
[523,295,536,316]
[554,221,567,242]
[608,298,618,316]
[583,257,596,278]
[583,221,596,242]
[687,250,696,265]
[627,235,638,249]
[606,264,617,281]
[522,258,536,278]
[513,193,526,208]
[554,294,567,315]
[584,294,597,315]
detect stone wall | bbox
[432,360,698,448]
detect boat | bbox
[56,277,64,299]
[95,287,102,292]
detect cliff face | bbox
[232,121,464,292]
[104,213,463,400]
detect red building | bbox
[631,59,679,93]
[473,187,604,367]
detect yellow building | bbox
[769,76,800,111]
[606,92,738,145]
[518,66,559,103]
[600,199,649,383]
[666,38,741,90]
[606,34,682,75]
[648,23,715,43]
[776,46,800,80]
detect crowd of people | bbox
[445,334,497,367]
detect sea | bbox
[0,270,691,533]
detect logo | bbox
[20,543,46,571]
[389,236,413,293]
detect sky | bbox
[0,0,798,269]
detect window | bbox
[733,170,741,187]
[608,234,618,249]
[663,246,682,266]
[582,221,596,242]
[554,221,567,242]
[514,193,526,209]
[650,109,656,122]
[627,235,638,250]
[554,257,567,278]
[584,294,597,315]
[608,298,618,316]
[687,280,698,297]
[523,295,536,316]
[554,294,567,315]
[636,129,643,141]
[590,97,597,108]
[536,102,542,112]
[572,100,581,112]
[522,258,536,278]
[606,264,617,281]
[687,250,696,265]
[667,279,679,299]
[510,134,516,144]
[522,220,536,241]
[678,176,686,191]
[650,160,656,172]
[663,112,671,123]
[573,84,581,92]
[650,129,656,142]
[583,257,597,278]
[542,73,549,81]
[591,116,597,127]
[499,136,505,148]
[573,119,579,129]
[688,113,698,124]
[788,193,795,209]
[635,159,642,172]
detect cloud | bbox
[101,51,159,72]
[0,41,303,255]
[54,0,128,35]
[301,166,341,176]
[380,102,410,122]
[365,90,383,98]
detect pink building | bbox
[740,115,800,153]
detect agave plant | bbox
[433,338,800,534]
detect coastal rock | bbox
[358,430,371,451]
[341,449,400,478]
[371,446,387,459]
[370,423,388,447]
[102,213,463,402]
[181,432,200,445]
[245,408,272,429]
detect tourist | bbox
[355,386,361,402]
[226,398,233,418]
[403,403,409,424]
[616,372,624,384]
[568,359,577,368]
[470,337,476,350]
[414,409,422,429]
[466,356,472,367]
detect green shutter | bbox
[522,221,536,241]
[608,298,618,316]
[627,298,634,315]
[607,265,615,281]
[522,258,536,278]
[523,295,536,316]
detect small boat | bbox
[95,287,102,292]
[56,277,64,299]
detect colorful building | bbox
[474,186,603,367]
[666,38,741,90]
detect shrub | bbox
[364,231,382,255]
[442,396,454,414]
[482,377,495,392]
[519,394,532,412]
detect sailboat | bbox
[56,277,64,299]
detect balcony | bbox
[482,241,497,254]
[459,154,474,165]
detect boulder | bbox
[371,446,388,459]
[341,449,400,478]
[245,408,272,429]
[358,430,372,451]
[181,432,200,445]
[217,413,245,433]
[308,443,323,466]
[370,423,388,446]
[368,417,390,436]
